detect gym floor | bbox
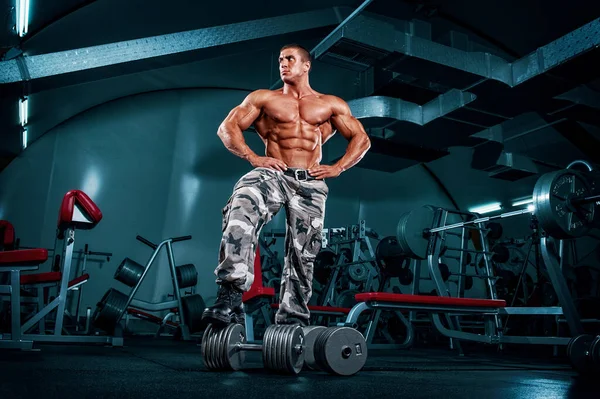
[0,337,596,399]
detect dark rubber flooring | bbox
[0,337,597,399]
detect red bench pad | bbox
[270,303,352,314]
[243,287,275,302]
[68,273,90,288]
[0,220,15,249]
[21,271,61,284]
[19,272,90,287]
[355,293,506,308]
[0,249,48,266]
[58,190,103,230]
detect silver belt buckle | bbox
[294,169,308,181]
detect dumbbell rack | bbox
[416,206,587,349]
[92,234,205,340]
[318,220,380,309]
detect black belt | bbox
[283,168,316,181]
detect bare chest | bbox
[261,97,332,126]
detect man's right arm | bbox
[217,91,264,162]
[217,90,288,171]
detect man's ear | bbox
[304,61,311,73]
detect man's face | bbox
[279,48,310,83]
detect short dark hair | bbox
[280,44,312,63]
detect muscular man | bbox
[201,44,371,327]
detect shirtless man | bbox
[201,44,371,328]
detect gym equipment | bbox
[176,264,198,289]
[0,190,121,349]
[312,326,368,376]
[0,220,16,251]
[567,334,600,375]
[438,263,475,291]
[93,234,203,340]
[375,236,408,277]
[318,220,380,310]
[114,258,144,287]
[201,323,305,374]
[397,169,599,260]
[201,323,368,376]
[303,325,327,370]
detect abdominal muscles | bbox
[257,120,323,168]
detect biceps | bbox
[224,104,260,131]
[331,115,365,139]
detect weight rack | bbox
[92,234,205,340]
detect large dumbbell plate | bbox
[92,288,128,333]
[181,294,206,333]
[114,258,144,287]
[314,327,368,376]
[303,326,327,370]
[567,334,596,375]
[396,206,436,260]
[201,323,246,371]
[533,170,595,239]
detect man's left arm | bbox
[309,97,371,179]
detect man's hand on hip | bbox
[248,155,288,171]
[308,164,344,180]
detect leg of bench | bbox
[339,302,369,328]
[10,271,22,342]
[245,312,255,342]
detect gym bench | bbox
[340,292,570,346]
[0,190,122,349]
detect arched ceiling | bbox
[1,0,599,173]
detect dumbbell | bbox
[202,323,368,376]
[202,323,305,374]
[567,334,600,375]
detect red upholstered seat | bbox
[0,220,16,250]
[21,271,62,284]
[68,273,90,288]
[355,293,506,308]
[0,249,48,266]
[57,190,103,234]
[270,303,351,314]
[20,272,90,287]
[242,247,276,302]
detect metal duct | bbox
[0,7,348,84]
[348,89,476,127]
[313,14,600,88]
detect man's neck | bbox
[282,80,313,98]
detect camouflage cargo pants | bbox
[214,167,328,325]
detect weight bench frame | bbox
[340,293,570,346]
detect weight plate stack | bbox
[262,324,305,375]
[396,206,436,260]
[176,264,198,288]
[181,294,206,333]
[314,327,368,376]
[114,258,145,287]
[303,326,327,370]
[201,323,246,371]
[92,288,129,333]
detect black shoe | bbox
[201,283,245,326]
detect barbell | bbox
[201,323,368,376]
[397,169,599,260]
